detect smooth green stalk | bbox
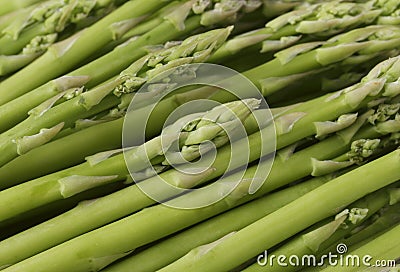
[319,224,400,272]
[243,25,400,96]
[89,0,185,60]
[4,146,400,272]
[0,97,259,222]
[0,0,170,105]
[0,4,39,33]
[243,188,394,272]
[210,0,396,64]
[102,175,336,272]
[0,87,219,187]
[0,0,119,55]
[1,57,399,266]
[0,26,232,167]
[0,97,396,268]
[343,203,400,248]
[159,149,400,272]
[0,0,45,16]
[0,16,202,133]
[0,0,261,106]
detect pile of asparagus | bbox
[0,0,399,271]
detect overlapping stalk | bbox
[3,142,399,272]
[211,0,400,64]
[0,26,233,167]
[242,24,400,97]
[319,224,400,272]
[2,56,400,270]
[243,187,399,272]
[0,0,45,16]
[0,96,259,224]
[2,22,400,186]
[0,0,263,106]
[101,174,344,272]
[0,0,121,76]
[158,147,400,272]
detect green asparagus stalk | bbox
[0,97,259,223]
[1,79,398,267]
[0,3,40,33]
[0,86,223,187]
[0,56,398,265]
[210,0,398,64]
[0,26,232,167]
[241,24,400,97]
[0,0,167,105]
[0,0,120,56]
[3,144,399,272]
[159,148,400,272]
[2,24,400,179]
[243,187,396,272]
[0,0,45,16]
[302,202,400,272]
[0,0,262,106]
[319,224,400,272]
[101,174,341,272]
[343,203,400,248]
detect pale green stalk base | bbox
[103,176,330,272]
[0,0,44,16]
[319,224,400,272]
[0,0,169,105]
[159,150,400,272]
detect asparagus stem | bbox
[102,175,335,272]
[243,187,394,272]
[0,0,262,106]
[0,86,220,187]
[0,0,119,56]
[0,16,202,133]
[4,146,399,272]
[0,94,397,267]
[159,149,400,272]
[243,25,400,96]
[0,0,170,105]
[0,0,45,16]
[88,0,185,61]
[0,26,232,167]
[0,97,259,222]
[343,203,400,248]
[319,224,400,272]
[0,56,398,267]
[210,0,398,64]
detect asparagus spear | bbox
[0,86,222,187]
[343,202,400,249]
[0,0,120,56]
[243,187,397,272]
[2,55,398,265]
[0,96,260,223]
[158,147,400,272]
[1,78,399,267]
[319,224,400,272]
[0,26,233,167]
[101,174,342,272]
[1,23,399,179]
[241,24,400,97]
[0,0,168,104]
[0,0,263,106]
[210,0,397,64]
[3,141,399,272]
[0,0,45,16]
